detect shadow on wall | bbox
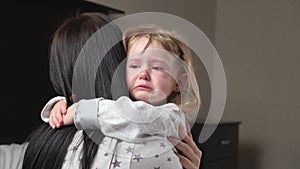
[239,142,261,169]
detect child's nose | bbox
[138,68,151,80]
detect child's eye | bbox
[129,64,140,68]
[152,66,164,71]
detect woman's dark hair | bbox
[22,12,126,169]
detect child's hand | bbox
[49,99,67,129]
[62,103,77,126]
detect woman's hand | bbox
[168,123,202,169]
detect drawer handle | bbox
[219,139,231,146]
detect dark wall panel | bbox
[0,0,124,144]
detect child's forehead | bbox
[129,36,163,51]
[127,54,168,63]
[128,47,173,59]
[127,48,181,67]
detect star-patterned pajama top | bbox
[41,96,187,169]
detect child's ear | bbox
[176,73,188,92]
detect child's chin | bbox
[148,90,168,106]
[132,94,150,103]
[133,92,167,106]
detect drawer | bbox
[191,122,240,162]
[200,157,237,169]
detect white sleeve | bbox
[75,96,186,143]
[40,96,66,123]
[0,142,28,169]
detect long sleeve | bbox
[40,96,65,123]
[0,142,28,169]
[75,96,186,143]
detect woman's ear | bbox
[176,73,188,92]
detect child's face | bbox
[126,37,180,105]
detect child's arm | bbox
[74,96,187,143]
[0,142,28,169]
[50,96,187,143]
[40,96,65,123]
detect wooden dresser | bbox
[191,122,241,169]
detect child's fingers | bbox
[55,108,63,123]
[62,103,76,126]
[49,116,55,129]
[50,113,60,128]
[49,110,60,128]
[60,101,67,115]
[50,99,67,128]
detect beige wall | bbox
[89,0,300,168]
[87,0,217,42]
[214,0,300,169]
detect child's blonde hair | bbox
[123,24,201,120]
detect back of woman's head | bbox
[23,12,126,169]
[50,12,126,106]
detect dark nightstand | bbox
[191,122,241,169]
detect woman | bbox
[0,12,201,169]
